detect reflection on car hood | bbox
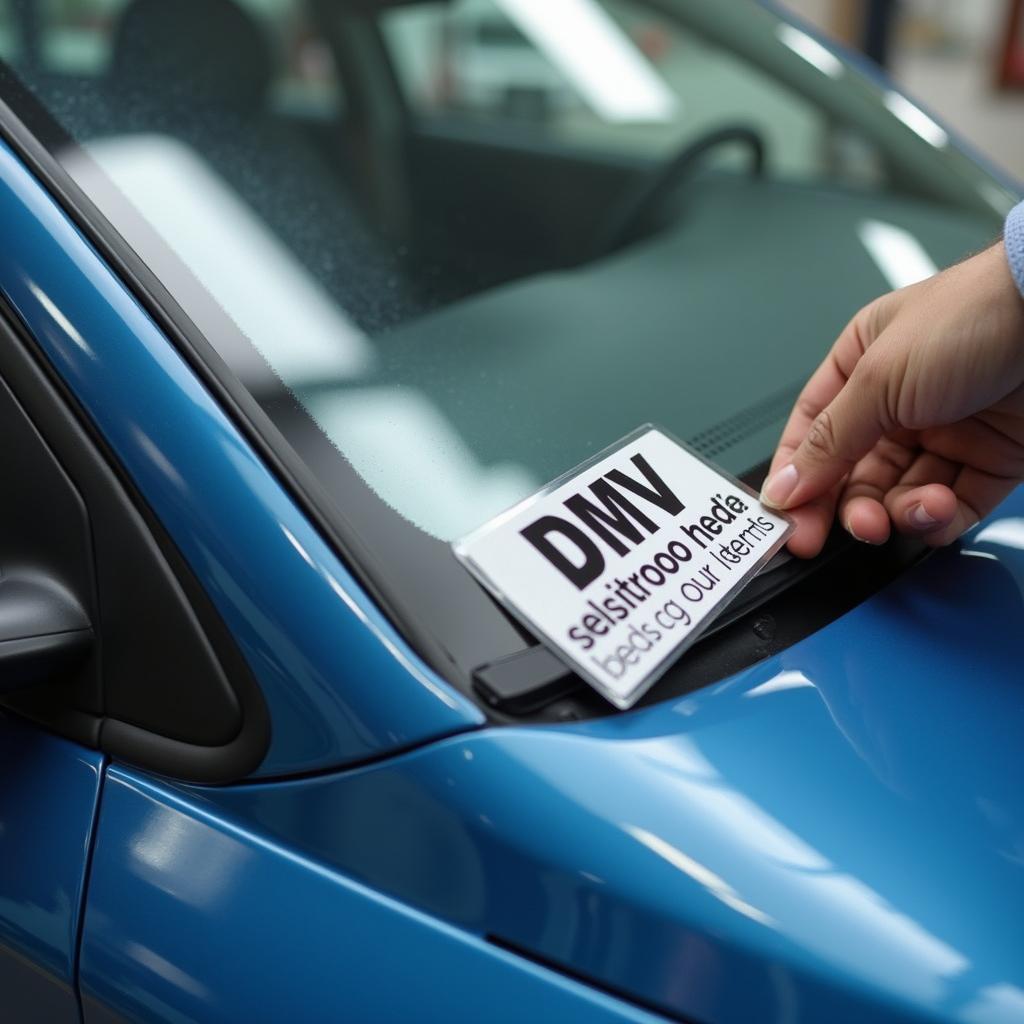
[207,489,1024,1024]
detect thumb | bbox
[763,359,890,510]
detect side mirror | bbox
[0,572,91,694]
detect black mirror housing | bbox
[0,572,91,694]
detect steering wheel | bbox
[591,124,767,259]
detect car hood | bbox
[208,492,1024,1024]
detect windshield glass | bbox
[1,0,1014,682]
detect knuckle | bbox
[855,349,902,428]
[850,307,877,355]
[804,409,838,460]
[795,395,820,423]
[852,350,886,392]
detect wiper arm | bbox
[472,528,928,718]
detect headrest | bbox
[111,0,273,112]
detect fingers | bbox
[838,434,918,545]
[763,303,893,516]
[880,451,959,538]
[767,357,850,482]
[916,468,1016,547]
[764,354,892,513]
[764,309,877,488]
[784,484,844,559]
[763,309,886,559]
[761,283,1021,551]
[919,416,1024,479]
[761,258,1024,550]
[884,482,959,538]
[840,496,890,544]
[881,456,1015,546]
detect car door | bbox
[0,215,252,1018]
[0,241,103,1021]
[0,96,272,1024]
[0,718,101,1023]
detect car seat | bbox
[75,0,417,332]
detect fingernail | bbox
[761,464,799,508]
[908,503,938,529]
[845,520,882,545]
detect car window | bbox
[31,0,343,115]
[0,0,1012,686]
[0,1,16,64]
[382,0,865,184]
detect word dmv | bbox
[454,427,791,708]
[522,452,770,590]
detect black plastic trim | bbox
[478,528,929,724]
[0,631,92,691]
[0,296,270,784]
[100,718,267,784]
[72,747,106,1017]
[474,646,578,715]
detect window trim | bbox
[0,290,272,785]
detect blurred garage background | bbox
[778,0,1024,182]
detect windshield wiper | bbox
[472,527,928,718]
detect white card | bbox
[454,425,794,709]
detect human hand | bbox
[761,241,1024,558]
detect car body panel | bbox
[180,498,1024,1024]
[0,139,483,779]
[0,712,103,1022]
[78,766,664,1024]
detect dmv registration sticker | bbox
[454,425,794,709]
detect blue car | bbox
[1,0,1022,1021]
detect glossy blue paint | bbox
[0,712,103,1021]
[0,141,483,777]
[176,493,1024,1024]
[79,767,665,1024]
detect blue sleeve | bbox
[1005,199,1024,299]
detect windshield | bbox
[0,0,1013,688]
